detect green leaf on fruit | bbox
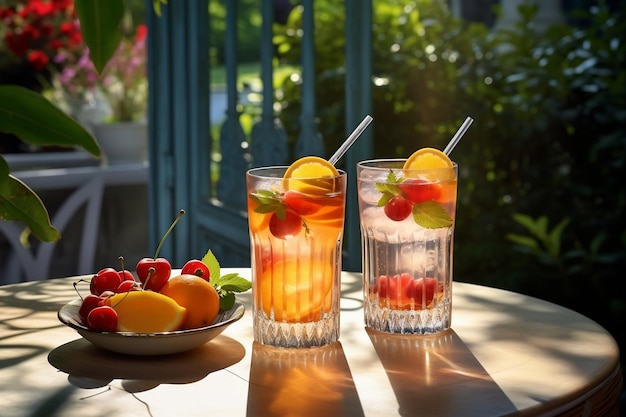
[376,170,403,207]
[202,249,221,280]
[201,250,252,310]
[219,292,236,311]
[250,190,284,214]
[412,201,453,229]
[214,273,252,293]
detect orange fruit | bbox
[259,259,334,322]
[159,274,220,329]
[283,156,340,195]
[105,291,186,333]
[403,147,455,181]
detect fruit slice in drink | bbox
[258,258,334,322]
[283,156,340,195]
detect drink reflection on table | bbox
[246,341,364,417]
[367,328,517,416]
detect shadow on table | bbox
[246,341,364,417]
[367,328,517,417]
[48,335,245,392]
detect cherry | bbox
[269,209,302,239]
[399,179,442,204]
[87,305,118,332]
[407,277,438,309]
[374,273,414,309]
[283,191,322,216]
[136,259,171,291]
[136,210,185,291]
[79,294,105,321]
[116,279,140,292]
[90,268,124,295]
[383,195,413,221]
[181,260,210,281]
[376,275,397,299]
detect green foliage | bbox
[74,0,125,72]
[0,0,124,241]
[272,0,626,348]
[507,213,570,268]
[0,86,101,241]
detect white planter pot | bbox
[93,121,148,165]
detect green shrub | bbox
[273,0,626,348]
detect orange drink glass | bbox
[246,166,347,347]
[357,158,457,334]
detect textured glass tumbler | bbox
[246,167,347,347]
[357,159,457,334]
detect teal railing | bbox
[147,0,373,270]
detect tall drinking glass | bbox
[357,159,457,334]
[246,167,347,347]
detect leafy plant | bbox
[271,0,626,351]
[0,0,132,241]
[507,213,570,270]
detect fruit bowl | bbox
[58,299,245,356]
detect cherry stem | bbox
[73,279,88,300]
[143,267,156,290]
[153,209,185,260]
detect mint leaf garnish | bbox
[213,273,252,293]
[219,292,236,311]
[250,190,284,216]
[201,249,220,281]
[201,250,252,310]
[249,188,310,235]
[376,170,403,206]
[412,201,453,229]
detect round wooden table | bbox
[0,269,621,417]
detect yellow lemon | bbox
[105,291,186,333]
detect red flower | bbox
[5,32,30,56]
[0,8,15,20]
[1,0,83,72]
[135,24,148,42]
[59,21,75,35]
[28,50,50,70]
[48,39,64,50]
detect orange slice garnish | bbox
[283,156,339,195]
[403,147,455,181]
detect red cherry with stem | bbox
[117,256,135,282]
[90,268,124,296]
[283,191,321,216]
[383,195,413,221]
[136,210,185,291]
[269,209,302,239]
[116,280,140,292]
[181,260,210,281]
[87,305,118,332]
[399,179,442,204]
[137,259,171,291]
[79,294,105,321]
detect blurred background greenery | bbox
[228,0,626,359]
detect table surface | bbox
[0,269,621,417]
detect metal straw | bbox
[443,116,474,156]
[328,115,374,165]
